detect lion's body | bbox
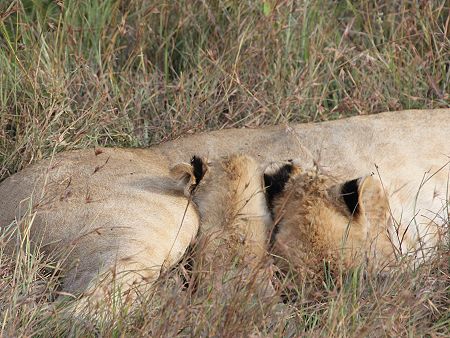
[266,150,448,283]
[0,148,200,296]
[0,108,448,298]
[175,154,270,264]
[171,154,273,298]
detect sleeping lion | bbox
[264,159,448,283]
[0,108,448,310]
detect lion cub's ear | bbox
[358,176,390,226]
[170,156,208,197]
[341,175,390,226]
[263,160,302,210]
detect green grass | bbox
[1,0,448,179]
[0,0,449,336]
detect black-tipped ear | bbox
[170,156,208,197]
[264,162,299,211]
[341,178,360,216]
[340,176,389,224]
[357,176,390,226]
[190,156,207,187]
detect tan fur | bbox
[0,149,200,308]
[0,108,448,304]
[171,154,275,299]
[271,164,448,284]
[172,154,271,266]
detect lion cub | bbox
[264,161,437,283]
[171,154,271,267]
[171,154,274,296]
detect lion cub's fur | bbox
[172,154,271,268]
[265,161,447,284]
[171,154,275,298]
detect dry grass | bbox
[1,218,449,337]
[0,0,449,336]
[1,0,449,178]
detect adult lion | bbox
[0,108,448,306]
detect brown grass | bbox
[0,0,449,336]
[1,223,449,336]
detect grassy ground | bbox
[0,0,449,336]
